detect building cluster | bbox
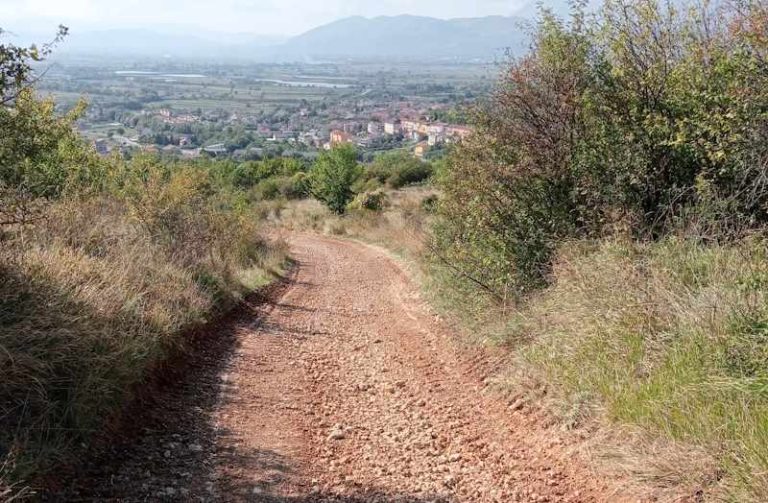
[91,99,474,161]
[157,108,200,125]
[327,118,474,157]
[394,120,472,145]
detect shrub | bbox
[386,162,433,189]
[356,151,433,191]
[231,157,306,189]
[254,177,281,200]
[310,144,361,214]
[421,194,439,213]
[433,0,768,301]
[282,172,311,200]
[348,190,388,212]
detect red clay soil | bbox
[53,234,640,502]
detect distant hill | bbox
[276,15,530,61]
[19,15,535,62]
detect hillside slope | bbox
[274,15,530,60]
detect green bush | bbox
[231,157,306,189]
[348,190,388,212]
[356,151,433,191]
[310,144,361,214]
[283,172,311,200]
[387,162,433,189]
[253,177,281,200]
[433,0,768,301]
[421,194,439,213]
[249,173,311,201]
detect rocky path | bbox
[61,234,625,502]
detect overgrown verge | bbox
[420,234,768,500]
[508,237,768,500]
[424,0,768,500]
[0,175,287,493]
[0,35,287,494]
[273,188,433,259]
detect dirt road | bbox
[65,234,623,502]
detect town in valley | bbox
[38,57,488,162]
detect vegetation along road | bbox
[64,234,632,502]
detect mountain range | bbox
[274,15,531,61]
[15,12,558,61]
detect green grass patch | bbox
[496,238,768,501]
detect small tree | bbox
[311,144,361,214]
[0,26,98,229]
[1,25,67,105]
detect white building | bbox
[384,121,401,135]
[428,132,445,146]
[367,122,381,135]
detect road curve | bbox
[66,234,623,502]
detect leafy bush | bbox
[282,172,311,200]
[386,162,433,189]
[310,144,361,214]
[231,157,306,189]
[348,190,388,212]
[254,177,281,200]
[421,194,439,213]
[249,172,311,201]
[356,151,433,191]
[434,0,768,301]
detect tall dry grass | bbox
[0,192,286,487]
[273,188,433,259]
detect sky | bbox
[1,0,539,37]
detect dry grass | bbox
[0,194,287,489]
[494,237,768,501]
[273,187,434,260]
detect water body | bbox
[252,78,352,89]
[296,75,356,81]
[162,74,207,78]
[115,71,206,78]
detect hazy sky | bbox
[2,0,539,36]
